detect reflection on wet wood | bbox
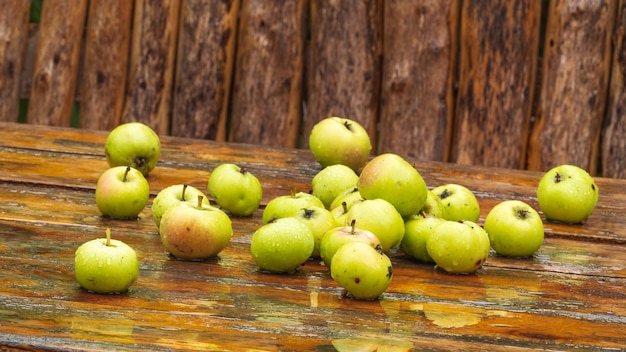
[1,122,625,350]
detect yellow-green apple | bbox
[330,242,393,300]
[405,190,446,220]
[308,116,372,172]
[400,217,446,263]
[105,122,160,176]
[74,228,138,294]
[432,184,480,222]
[312,164,359,209]
[208,163,263,216]
[152,184,210,228]
[330,187,363,211]
[344,199,405,252]
[330,201,350,227]
[357,153,428,218]
[484,200,544,257]
[319,219,381,267]
[537,164,599,224]
[95,166,149,219]
[262,192,324,224]
[250,217,315,273]
[291,206,335,258]
[159,196,233,260]
[426,220,490,274]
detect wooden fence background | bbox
[2,0,626,178]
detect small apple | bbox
[357,153,429,218]
[250,217,315,273]
[292,206,336,258]
[311,164,359,209]
[344,199,405,253]
[309,116,372,172]
[95,166,150,219]
[152,184,210,228]
[330,201,350,227]
[74,228,139,294]
[105,122,160,176]
[208,163,263,216]
[330,242,393,300]
[262,191,324,224]
[319,219,381,267]
[432,184,480,222]
[426,220,490,274]
[537,164,599,224]
[330,187,363,211]
[405,190,446,220]
[400,217,446,263]
[159,196,233,260]
[484,200,544,257]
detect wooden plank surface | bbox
[1,122,626,350]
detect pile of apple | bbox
[74,117,600,301]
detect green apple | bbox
[74,228,139,294]
[344,199,405,253]
[319,219,381,267]
[152,184,210,228]
[309,116,372,172]
[537,164,599,224]
[159,196,233,260]
[95,166,150,219]
[208,163,263,216]
[105,122,160,176]
[426,220,490,274]
[484,200,544,257]
[262,192,324,224]
[330,242,393,300]
[432,184,480,222]
[329,187,363,211]
[292,206,336,258]
[357,153,429,218]
[250,217,315,273]
[400,217,446,263]
[312,164,359,209]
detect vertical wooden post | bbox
[378,0,459,162]
[602,0,626,179]
[451,0,541,169]
[0,0,31,122]
[172,0,239,141]
[123,0,181,135]
[228,0,306,147]
[528,0,616,174]
[79,0,133,131]
[305,0,383,149]
[27,0,87,127]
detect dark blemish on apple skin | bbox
[475,258,484,267]
[354,278,360,284]
[554,172,562,183]
[387,265,393,279]
[439,190,451,199]
[591,183,596,191]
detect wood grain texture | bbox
[0,0,30,122]
[122,0,181,135]
[79,0,133,131]
[305,0,383,148]
[602,0,626,178]
[228,0,306,148]
[528,0,616,174]
[171,0,239,141]
[378,0,459,162]
[451,0,541,169]
[26,0,87,127]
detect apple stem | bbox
[181,184,188,201]
[350,219,356,234]
[197,195,203,208]
[123,166,131,182]
[105,228,111,246]
[341,201,348,214]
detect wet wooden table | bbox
[0,121,625,351]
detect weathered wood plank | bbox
[26,0,87,127]
[305,0,383,148]
[602,0,626,179]
[78,0,133,131]
[528,0,617,174]
[228,0,306,148]
[0,0,30,122]
[378,0,459,162]
[451,0,541,169]
[171,0,239,141]
[122,0,181,135]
